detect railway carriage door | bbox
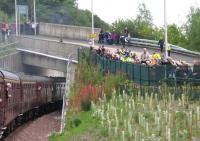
[4,82,13,126]
[0,79,5,130]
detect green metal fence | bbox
[78,47,200,86]
[94,53,166,85]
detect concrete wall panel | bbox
[0,52,23,72]
[39,22,101,41]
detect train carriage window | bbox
[11,83,14,89]
[0,84,3,104]
[6,82,12,99]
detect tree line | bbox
[0,1,200,52]
[0,0,109,30]
[110,3,200,52]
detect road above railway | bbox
[21,35,199,64]
[5,111,61,141]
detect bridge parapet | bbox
[39,22,101,41]
[17,36,83,60]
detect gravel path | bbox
[5,111,61,141]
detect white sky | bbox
[78,0,200,27]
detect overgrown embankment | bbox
[49,50,200,141]
[49,54,126,141]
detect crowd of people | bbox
[96,46,166,66]
[98,27,131,47]
[95,45,200,79]
[98,27,172,57]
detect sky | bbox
[78,0,200,27]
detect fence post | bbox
[148,66,150,86]
[77,48,79,62]
[119,61,122,73]
[126,63,128,75]
[132,63,134,81]
[95,53,97,65]
[140,65,142,85]
[115,61,116,74]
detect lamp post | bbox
[15,0,18,36]
[164,0,168,59]
[91,0,95,47]
[33,0,37,36]
[60,53,76,133]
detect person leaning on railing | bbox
[140,48,150,64]
[193,60,200,79]
[166,57,178,78]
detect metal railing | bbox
[129,38,200,57]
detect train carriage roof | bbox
[0,70,20,81]
[17,73,53,82]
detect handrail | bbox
[16,48,78,63]
[129,38,200,56]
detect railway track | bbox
[5,111,61,141]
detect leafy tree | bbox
[136,3,153,25]
[111,3,155,39]
[167,24,187,46]
[185,7,200,51]
[0,10,8,22]
[0,0,14,16]
[0,0,108,29]
[134,3,155,39]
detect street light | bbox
[60,53,76,133]
[91,0,95,47]
[164,0,168,59]
[33,0,37,36]
[15,0,18,36]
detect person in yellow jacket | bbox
[167,45,171,57]
[152,52,161,60]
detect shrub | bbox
[73,118,82,127]
[71,84,103,111]
[103,73,126,98]
[81,98,91,111]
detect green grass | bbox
[49,111,106,141]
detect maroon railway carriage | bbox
[0,70,21,138]
[0,70,65,139]
[17,74,54,117]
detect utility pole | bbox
[15,0,18,36]
[60,54,76,133]
[164,0,168,59]
[91,0,95,47]
[19,11,20,36]
[33,0,37,36]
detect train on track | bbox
[0,69,65,139]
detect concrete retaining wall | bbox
[39,22,101,41]
[17,36,86,60]
[0,52,23,72]
[17,36,78,75]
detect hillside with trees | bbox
[0,0,109,30]
[0,1,200,51]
